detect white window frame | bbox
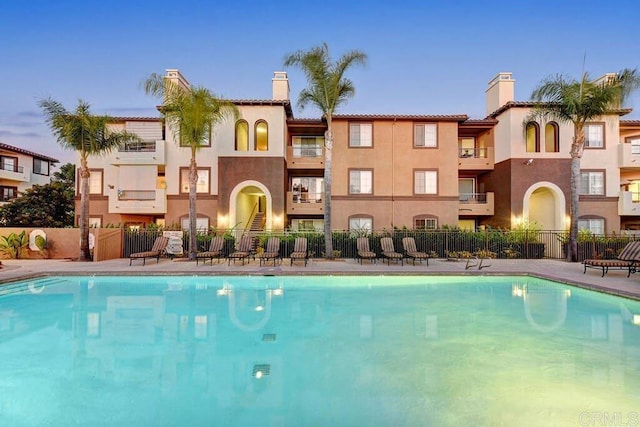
[349,170,373,194]
[181,217,210,232]
[414,123,437,148]
[415,218,437,230]
[88,170,103,195]
[415,170,438,194]
[578,218,604,235]
[630,138,640,155]
[349,217,373,232]
[580,171,604,195]
[33,158,50,175]
[180,169,210,194]
[584,124,604,148]
[349,123,373,147]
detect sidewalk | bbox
[1,257,639,300]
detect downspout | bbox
[391,118,396,227]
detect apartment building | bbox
[0,142,59,203]
[78,69,640,234]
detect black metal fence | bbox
[123,229,640,261]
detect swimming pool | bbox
[1,275,639,426]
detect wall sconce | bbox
[525,159,533,166]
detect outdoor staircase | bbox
[249,212,265,232]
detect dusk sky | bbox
[2,0,639,165]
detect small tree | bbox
[39,100,141,261]
[284,43,367,259]
[530,69,640,261]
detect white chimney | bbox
[486,72,514,115]
[272,71,290,101]
[165,69,190,90]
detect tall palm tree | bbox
[284,43,367,259]
[39,99,141,261]
[530,69,640,261]
[144,73,238,261]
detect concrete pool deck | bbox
[1,256,639,300]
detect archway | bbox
[522,181,566,230]
[228,180,273,233]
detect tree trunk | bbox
[188,157,198,261]
[567,127,584,262]
[324,125,334,259]
[79,158,92,261]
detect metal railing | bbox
[118,141,157,152]
[291,191,322,203]
[0,164,24,173]
[459,193,487,203]
[458,148,487,158]
[292,144,323,157]
[118,190,156,200]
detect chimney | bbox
[272,71,290,101]
[165,69,190,90]
[485,72,514,115]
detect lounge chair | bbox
[227,235,254,265]
[196,236,224,266]
[259,237,281,266]
[402,237,429,266]
[290,237,308,266]
[129,236,169,266]
[380,237,403,265]
[356,237,377,264]
[583,241,640,277]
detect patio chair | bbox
[129,236,169,266]
[196,236,224,266]
[583,241,640,277]
[380,237,403,266]
[259,237,282,266]
[402,237,429,266]
[227,235,254,266]
[356,237,377,264]
[290,237,309,266]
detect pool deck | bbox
[1,257,639,299]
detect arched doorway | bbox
[522,182,566,231]
[229,180,273,233]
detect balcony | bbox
[287,146,324,170]
[458,192,494,216]
[286,191,324,215]
[618,143,640,169]
[458,147,494,171]
[111,140,166,165]
[0,164,28,182]
[619,191,640,216]
[108,187,167,214]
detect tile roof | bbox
[0,142,59,163]
[332,114,469,122]
[488,101,633,118]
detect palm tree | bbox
[39,99,141,261]
[530,69,640,261]
[284,43,367,259]
[144,73,238,261]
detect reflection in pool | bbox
[1,275,639,426]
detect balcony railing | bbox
[287,146,324,169]
[117,190,157,200]
[119,141,157,152]
[458,148,487,158]
[287,191,324,215]
[459,192,494,215]
[619,191,640,215]
[0,164,24,173]
[108,187,167,214]
[292,144,323,158]
[458,147,494,170]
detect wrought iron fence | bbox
[122,229,640,261]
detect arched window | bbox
[545,122,559,152]
[235,120,249,151]
[526,122,540,153]
[349,214,373,232]
[255,120,268,151]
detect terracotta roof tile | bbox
[0,142,59,163]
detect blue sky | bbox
[2,0,639,165]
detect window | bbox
[580,171,604,195]
[180,168,210,193]
[181,216,209,232]
[629,138,640,155]
[349,216,373,232]
[459,137,476,158]
[0,186,17,202]
[235,120,249,151]
[255,120,268,151]
[349,170,373,194]
[33,158,50,175]
[414,123,437,148]
[89,217,102,228]
[88,170,103,194]
[292,177,323,202]
[292,136,324,157]
[349,123,372,147]
[578,218,604,235]
[584,123,604,148]
[0,156,19,172]
[414,217,438,230]
[525,122,540,153]
[545,122,559,153]
[414,170,438,194]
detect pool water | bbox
[1,275,639,426]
